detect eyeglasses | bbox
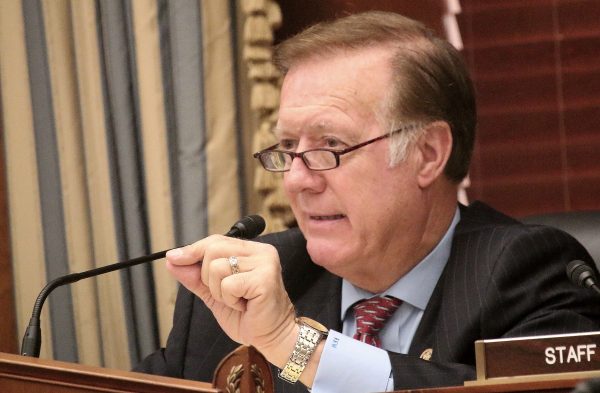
[253,125,416,172]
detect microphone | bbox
[224,214,266,238]
[20,215,266,357]
[566,260,600,296]
[566,260,600,392]
[572,377,600,393]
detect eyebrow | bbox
[272,127,284,139]
[275,128,372,150]
[280,119,356,137]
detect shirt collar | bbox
[341,207,460,319]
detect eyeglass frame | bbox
[253,124,419,172]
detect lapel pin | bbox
[420,348,433,361]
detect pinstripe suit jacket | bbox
[136,202,600,391]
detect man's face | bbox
[277,47,426,287]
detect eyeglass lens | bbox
[304,151,337,169]
[261,150,339,171]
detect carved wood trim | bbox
[241,0,295,232]
[213,345,274,393]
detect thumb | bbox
[166,260,206,295]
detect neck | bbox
[349,183,458,293]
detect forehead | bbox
[276,47,394,138]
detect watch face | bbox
[298,317,328,334]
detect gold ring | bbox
[228,256,240,274]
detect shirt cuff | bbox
[311,330,392,393]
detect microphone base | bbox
[21,325,41,357]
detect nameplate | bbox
[475,331,600,380]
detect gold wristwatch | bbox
[279,317,328,384]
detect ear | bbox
[415,121,453,188]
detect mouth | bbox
[309,214,346,221]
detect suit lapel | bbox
[408,267,444,358]
[408,202,517,360]
[408,204,471,359]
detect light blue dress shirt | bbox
[311,209,460,393]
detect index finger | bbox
[165,234,220,266]
[166,234,256,266]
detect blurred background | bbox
[1,0,599,371]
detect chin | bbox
[305,237,351,270]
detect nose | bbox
[283,156,326,194]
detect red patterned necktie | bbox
[353,296,402,348]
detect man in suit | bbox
[136,11,600,392]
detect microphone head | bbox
[572,377,600,393]
[567,260,597,288]
[226,215,266,239]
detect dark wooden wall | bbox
[460,0,600,217]
[275,0,600,218]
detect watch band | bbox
[279,317,328,384]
